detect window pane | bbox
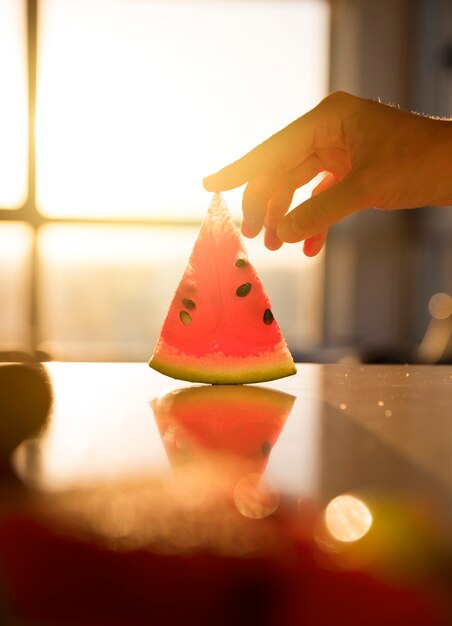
[0,0,28,209]
[0,223,33,351]
[37,225,197,360]
[37,224,323,361]
[36,0,330,220]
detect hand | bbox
[203,91,452,256]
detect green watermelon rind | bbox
[149,340,296,385]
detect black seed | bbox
[236,282,252,297]
[235,258,247,268]
[180,310,192,325]
[261,441,271,457]
[183,298,196,310]
[263,309,274,325]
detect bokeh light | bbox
[324,494,373,543]
[428,292,452,320]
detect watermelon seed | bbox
[180,310,192,325]
[183,298,196,310]
[235,258,247,268]
[236,282,252,297]
[263,309,274,325]
[261,441,272,457]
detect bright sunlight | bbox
[0,0,28,208]
[35,0,330,220]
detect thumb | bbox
[276,171,366,243]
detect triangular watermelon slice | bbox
[149,193,296,384]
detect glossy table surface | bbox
[1,362,452,625]
[10,363,452,505]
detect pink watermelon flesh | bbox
[152,385,295,479]
[149,193,296,384]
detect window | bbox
[0,223,33,350]
[0,0,28,208]
[0,0,330,361]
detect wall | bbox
[324,0,452,361]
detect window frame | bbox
[0,0,205,355]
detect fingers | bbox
[312,172,338,197]
[303,231,327,256]
[300,172,337,256]
[264,185,294,250]
[277,171,364,243]
[263,155,323,250]
[241,172,281,238]
[203,112,316,192]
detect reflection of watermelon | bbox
[152,385,295,476]
[149,193,296,384]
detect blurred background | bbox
[0,0,451,365]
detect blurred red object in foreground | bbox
[0,511,443,626]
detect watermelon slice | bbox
[152,384,295,479]
[149,193,296,384]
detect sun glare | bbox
[13,363,170,490]
[35,0,330,220]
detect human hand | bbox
[203,92,452,256]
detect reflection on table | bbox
[0,362,451,625]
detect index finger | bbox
[203,110,316,192]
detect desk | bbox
[1,363,452,625]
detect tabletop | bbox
[9,362,452,502]
[1,362,452,626]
